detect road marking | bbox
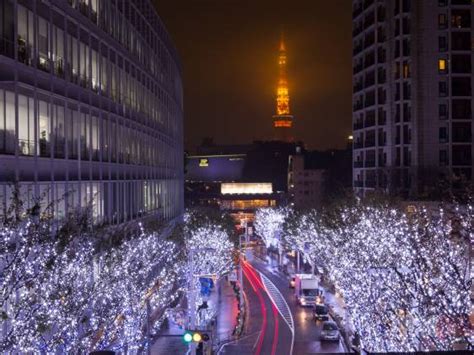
[258,271,295,355]
[242,263,267,355]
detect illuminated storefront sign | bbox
[199,158,209,167]
[221,183,272,195]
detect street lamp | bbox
[238,234,246,311]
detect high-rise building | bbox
[273,34,295,142]
[0,0,184,223]
[352,0,473,198]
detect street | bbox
[220,248,348,355]
[251,255,347,355]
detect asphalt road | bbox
[220,260,292,355]
[250,256,348,355]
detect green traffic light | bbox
[183,332,193,343]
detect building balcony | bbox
[353,122,364,130]
[365,179,376,188]
[365,159,376,168]
[365,139,376,147]
[364,118,376,128]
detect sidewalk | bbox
[150,319,187,354]
[216,279,239,343]
[150,278,239,354]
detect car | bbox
[320,321,340,341]
[289,275,296,288]
[312,304,329,321]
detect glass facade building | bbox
[0,0,184,223]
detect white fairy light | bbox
[259,203,473,351]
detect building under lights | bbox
[0,0,184,223]
[352,0,473,198]
[185,153,281,221]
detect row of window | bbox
[0,179,181,223]
[0,2,182,140]
[355,143,472,170]
[66,0,178,88]
[0,89,179,168]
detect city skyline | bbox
[154,0,352,151]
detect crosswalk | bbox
[258,271,295,354]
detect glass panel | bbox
[0,89,4,152]
[38,17,49,71]
[5,91,15,154]
[55,28,64,77]
[17,5,29,64]
[91,49,98,91]
[91,115,99,161]
[18,94,33,155]
[39,100,50,157]
[54,104,65,158]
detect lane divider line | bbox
[258,271,295,355]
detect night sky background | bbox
[153,0,352,152]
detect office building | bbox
[0,0,184,223]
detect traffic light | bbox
[183,331,210,343]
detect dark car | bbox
[312,304,329,321]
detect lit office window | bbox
[438,59,447,73]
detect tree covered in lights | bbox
[274,202,473,351]
[254,207,288,248]
[180,210,235,326]
[0,191,184,353]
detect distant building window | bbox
[439,127,448,143]
[438,59,447,73]
[438,36,447,52]
[439,149,448,166]
[403,62,410,78]
[438,14,447,29]
[439,103,448,120]
[439,81,448,97]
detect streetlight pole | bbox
[188,249,197,355]
[296,249,300,273]
[239,235,245,311]
[146,299,151,355]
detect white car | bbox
[320,321,340,341]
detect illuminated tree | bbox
[0,213,184,353]
[254,207,288,248]
[278,203,473,351]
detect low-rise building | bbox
[288,154,325,209]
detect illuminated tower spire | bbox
[273,33,294,141]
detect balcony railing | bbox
[19,139,35,156]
